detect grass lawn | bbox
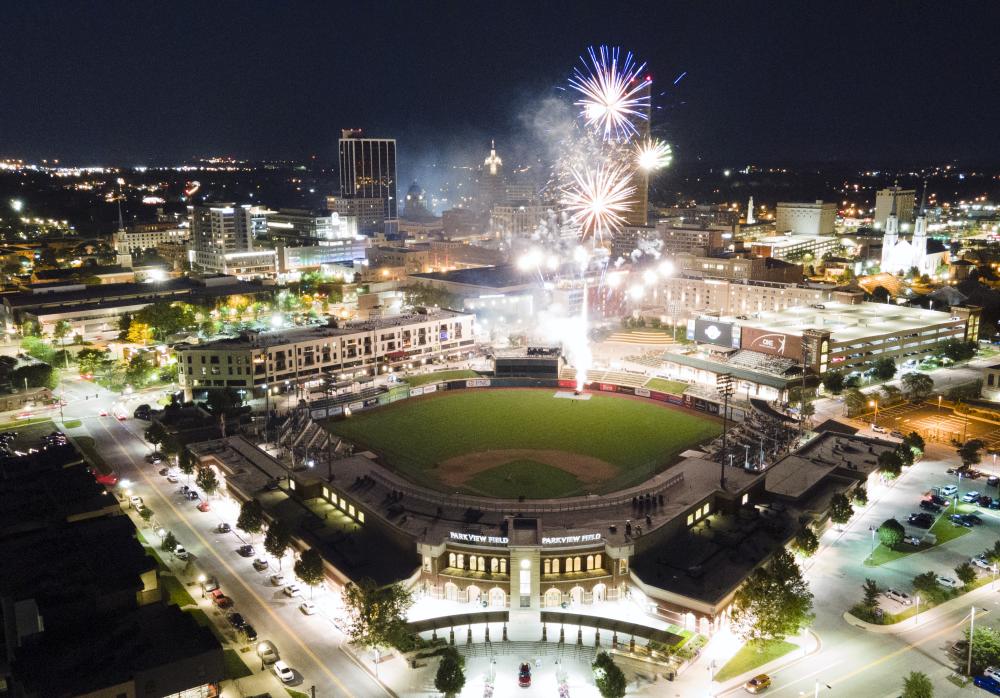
[73,435,112,474]
[285,690,311,698]
[161,574,197,608]
[403,369,479,388]
[0,417,52,430]
[326,389,720,495]
[864,541,932,567]
[644,377,688,395]
[929,515,972,545]
[465,459,583,498]
[223,649,253,680]
[714,640,798,683]
[62,419,81,428]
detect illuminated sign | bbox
[541,534,602,545]
[693,319,738,348]
[449,532,509,545]
[466,379,491,388]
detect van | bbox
[884,588,912,605]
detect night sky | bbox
[3,1,999,168]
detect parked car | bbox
[238,545,255,557]
[919,500,941,513]
[871,424,888,434]
[228,612,246,629]
[283,584,302,598]
[973,556,992,570]
[242,623,257,642]
[253,558,269,571]
[129,495,144,510]
[257,640,279,664]
[210,590,233,608]
[965,514,984,526]
[940,485,958,497]
[963,491,982,503]
[204,576,219,593]
[197,501,211,512]
[184,491,199,501]
[950,514,974,528]
[928,494,947,506]
[167,474,179,483]
[936,575,962,588]
[145,451,165,464]
[979,495,994,507]
[884,588,912,605]
[908,513,933,529]
[903,535,923,546]
[890,430,905,439]
[986,667,1000,683]
[299,601,317,615]
[989,476,1000,488]
[158,467,169,476]
[975,675,1000,696]
[270,573,286,586]
[175,545,189,560]
[273,660,294,683]
[216,523,231,533]
[518,662,532,687]
[89,467,119,486]
[744,673,772,694]
[134,404,151,420]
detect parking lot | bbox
[863,401,1000,450]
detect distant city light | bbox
[10,199,23,212]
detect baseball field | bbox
[325,388,720,498]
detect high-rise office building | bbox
[775,200,837,236]
[622,80,652,227]
[874,185,915,230]
[338,129,397,233]
[188,203,275,277]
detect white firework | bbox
[562,163,636,241]
[569,45,651,142]
[634,138,672,172]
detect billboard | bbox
[741,326,803,359]
[692,318,739,348]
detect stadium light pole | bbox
[716,373,734,489]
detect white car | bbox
[299,601,317,615]
[129,495,144,510]
[273,660,294,683]
[963,491,981,503]
[986,667,1000,682]
[903,535,922,546]
[884,588,912,605]
[167,474,179,483]
[871,424,888,434]
[940,485,958,497]
[175,545,188,560]
[270,573,286,586]
[973,556,992,570]
[936,575,962,588]
[283,583,302,598]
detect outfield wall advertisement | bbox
[740,326,802,359]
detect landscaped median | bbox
[714,639,798,682]
[864,510,971,567]
[848,572,999,630]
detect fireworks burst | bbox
[569,45,651,142]
[562,163,636,241]
[634,138,672,172]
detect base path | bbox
[436,449,618,488]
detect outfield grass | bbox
[465,459,583,498]
[713,640,798,682]
[644,377,688,395]
[326,389,720,495]
[403,370,479,387]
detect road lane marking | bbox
[98,420,362,698]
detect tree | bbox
[873,357,897,381]
[871,286,891,303]
[912,571,938,595]
[965,625,1000,675]
[901,372,934,402]
[53,319,72,344]
[940,338,977,363]
[161,531,178,553]
[12,363,57,390]
[434,647,466,697]
[800,400,816,423]
[901,671,933,698]
[592,652,627,698]
[844,388,868,414]
[236,499,266,542]
[127,321,154,345]
[853,484,868,506]
[294,548,325,599]
[77,347,111,377]
[20,336,55,363]
[730,549,814,647]
[985,539,1000,564]
[118,312,133,340]
[264,519,292,570]
[958,439,986,468]
[955,562,977,586]
[178,449,196,482]
[878,518,905,548]
[133,301,196,341]
[877,449,904,478]
[139,507,154,525]
[203,388,242,415]
[881,384,903,404]
[196,467,219,497]
[822,370,845,394]
[125,352,156,388]
[896,443,915,467]
[904,431,926,454]
[829,492,854,525]
[793,526,819,557]
[343,578,414,650]
[862,578,880,610]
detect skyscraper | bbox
[622,79,652,227]
[874,184,915,230]
[338,129,397,232]
[188,203,275,277]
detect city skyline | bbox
[2,2,1000,168]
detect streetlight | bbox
[197,573,207,598]
[869,399,879,427]
[815,680,832,697]
[869,525,876,554]
[914,595,920,625]
[938,395,943,413]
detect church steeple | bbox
[912,179,929,271]
[746,196,756,225]
[882,181,900,271]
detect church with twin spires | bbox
[880,183,948,275]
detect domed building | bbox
[402,181,433,221]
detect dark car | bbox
[919,500,942,513]
[975,675,1000,696]
[133,404,152,420]
[928,494,947,506]
[518,662,531,688]
[253,558,269,571]
[990,499,1000,510]
[950,514,974,528]
[238,545,255,557]
[185,490,199,500]
[989,476,1000,488]
[980,495,995,507]
[228,612,246,629]
[217,523,231,533]
[145,451,165,464]
[965,514,983,526]
[242,623,258,642]
[908,513,933,529]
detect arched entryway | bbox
[543,588,562,608]
[488,587,506,608]
[592,583,607,603]
[569,586,584,605]
[444,582,459,602]
[466,585,482,606]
